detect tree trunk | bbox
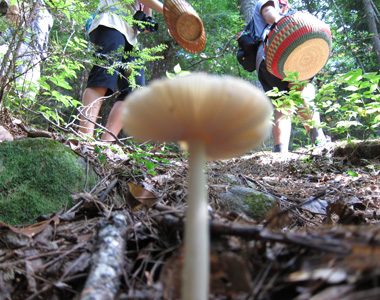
[363,0,380,66]
[237,0,257,23]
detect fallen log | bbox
[153,213,351,255]
[80,214,128,300]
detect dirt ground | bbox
[1,113,380,300]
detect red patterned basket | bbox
[265,11,332,81]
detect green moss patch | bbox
[0,138,97,225]
[221,186,276,219]
[242,192,275,218]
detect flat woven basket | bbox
[265,11,332,81]
[163,0,206,53]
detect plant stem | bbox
[182,139,209,300]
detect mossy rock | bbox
[220,186,276,219]
[0,138,98,225]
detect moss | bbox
[0,138,97,225]
[221,186,276,219]
[242,192,274,218]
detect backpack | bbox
[236,17,268,72]
[85,12,98,38]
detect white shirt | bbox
[253,0,282,71]
[89,0,139,46]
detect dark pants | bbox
[86,25,145,102]
[258,60,289,93]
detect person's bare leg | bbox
[79,86,108,137]
[273,109,292,152]
[297,83,315,132]
[297,105,313,132]
[101,101,124,143]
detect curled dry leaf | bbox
[0,216,60,238]
[127,182,159,209]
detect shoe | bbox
[273,144,288,152]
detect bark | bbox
[363,0,380,66]
[237,0,258,23]
[0,1,38,102]
[80,214,128,300]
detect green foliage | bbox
[315,69,380,140]
[127,142,172,176]
[264,67,379,148]
[94,146,107,163]
[266,71,316,128]
[347,170,359,177]
[166,64,191,79]
[141,0,248,80]
[193,1,246,75]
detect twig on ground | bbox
[153,214,351,254]
[80,214,128,300]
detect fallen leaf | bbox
[0,216,60,238]
[128,182,159,207]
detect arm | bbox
[261,2,281,25]
[139,0,163,14]
[143,6,152,16]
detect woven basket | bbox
[163,0,206,53]
[265,11,332,81]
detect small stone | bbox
[0,126,13,142]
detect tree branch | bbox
[80,214,128,300]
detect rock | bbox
[220,186,276,219]
[0,125,13,142]
[220,174,241,185]
[0,138,98,225]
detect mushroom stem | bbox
[182,138,209,300]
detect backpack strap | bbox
[244,17,270,42]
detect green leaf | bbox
[178,70,191,77]
[145,161,155,170]
[98,154,106,163]
[336,120,362,128]
[48,77,73,90]
[174,64,182,74]
[166,71,176,79]
[347,171,358,177]
[343,86,359,91]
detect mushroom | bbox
[122,73,272,300]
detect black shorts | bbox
[258,60,289,93]
[86,26,145,102]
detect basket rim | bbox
[163,0,206,53]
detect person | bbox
[0,0,53,101]
[78,0,164,143]
[253,0,327,152]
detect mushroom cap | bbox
[123,74,272,160]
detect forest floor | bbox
[1,114,380,300]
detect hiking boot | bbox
[273,144,288,152]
